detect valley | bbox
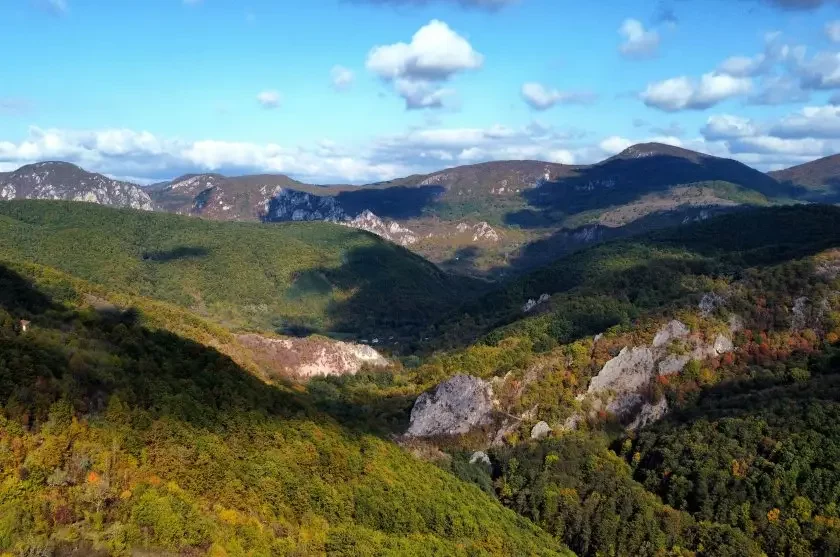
[2,151,840,556]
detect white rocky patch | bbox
[406,375,496,438]
[342,210,418,246]
[580,319,735,430]
[523,293,551,313]
[530,421,552,440]
[0,184,16,200]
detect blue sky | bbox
[2,0,840,183]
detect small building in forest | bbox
[19,320,30,333]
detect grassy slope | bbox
[0,263,569,556]
[0,200,478,341]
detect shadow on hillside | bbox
[424,205,840,353]
[501,206,738,274]
[141,246,210,262]
[334,185,445,220]
[302,243,481,346]
[775,178,840,203]
[440,246,482,274]
[504,154,800,230]
[0,263,411,436]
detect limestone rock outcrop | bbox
[406,375,496,438]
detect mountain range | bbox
[5,144,838,278]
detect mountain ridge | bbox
[3,144,836,278]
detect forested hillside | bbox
[0,263,569,556]
[4,201,840,556]
[0,200,479,342]
[391,205,840,556]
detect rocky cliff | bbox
[406,375,497,438]
[0,162,153,210]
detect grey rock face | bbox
[586,320,734,429]
[658,354,691,376]
[653,320,690,348]
[628,398,669,431]
[406,375,495,438]
[469,451,491,467]
[588,347,655,395]
[530,421,552,440]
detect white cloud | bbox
[366,20,483,110]
[795,51,840,90]
[702,114,759,140]
[827,21,840,42]
[256,90,281,109]
[520,83,596,110]
[395,79,453,109]
[599,136,633,155]
[718,54,768,78]
[728,136,829,156]
[5,102,840,186]
[770,105,840,138]
[619,19,660,58]
[366,20,483,81]
[748,75,809,105]
[0,126,406,184]
[641,73,752,111]
[330,66,355,91]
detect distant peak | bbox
[613,143,706,161]
[19,161,85,173]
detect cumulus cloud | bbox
[770,105,840,138]
[641,73,752,111]
[694,104,840,167]
[395,80,454,109]
[795,51,840,90]
[718,54,768,78]
[728,136,829,156]
[599,136,633,155]
[5,101,839,184]
[367,20,482,81]
[0,126,407,184]
[748,75,809,105]
[520,83,597,110]
[256,90,281,109]
[330,66,355,91]
[619,19,660,58]
[702,114,759,140]
[366,20,482,109]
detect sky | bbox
[2,0,840,183]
